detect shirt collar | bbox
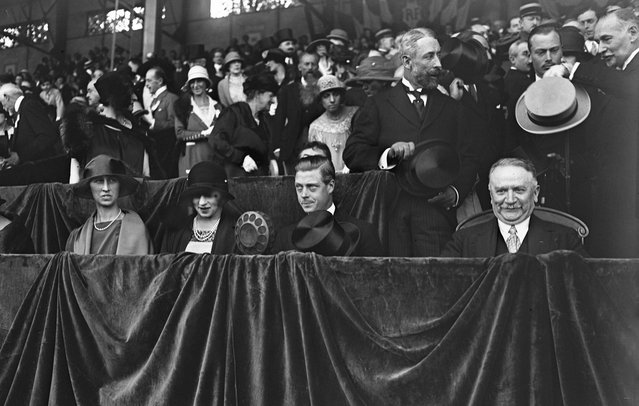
[14,95,24,113]
[622,47,639,71]
[497,216,531,245]
[326,203,336,215]
[301,76,308,87]
[401,77,421,92]
[152,85,167,98]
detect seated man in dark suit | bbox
[273,155,384,256]
[442,158,586,257]
[0,83,62,169]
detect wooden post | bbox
[142,0,162,59]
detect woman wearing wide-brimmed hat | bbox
[160,161,241,254]
[210,72,280,178]
[65,154,153,254]
[174,65,222,177]
[217,51,247,107]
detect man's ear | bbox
[629,24,639,43]
[533,184,540,203]
[327,179,335,194]
[401,54,411,69]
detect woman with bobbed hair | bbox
[209,72,279,178]
[174,65,222,177]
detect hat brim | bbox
[345,76,398,86]
[307,39,331,52]
[74,174,140,199]
[188,76,212,88]
[395,140,461,197]
[291,218,361,256]
[515,83,591,135]
[180,183,235,202]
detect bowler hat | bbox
[235,211,274,254]
[326,29,350,45]
[224,51,244,68]
[441,37,488,83]
[345,56,399,86]
[74,155,139,199]
[263,48,286,65]
[187,65,212,87]
[274,28,295,45]
[559,26,587,55]
[181,161,234,201]
[291,210,360,256]
[317,75,345,94]
[520,2,542,17]
[515,77,591,135]
[395,140,461,198]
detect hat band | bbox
[527,99,578,127]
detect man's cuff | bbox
[449,185,460,207]
[378,148,397,170]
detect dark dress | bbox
[62,106,152,177]
[160,205,241,254]
[0,214,34,254]
[209,102,273,179]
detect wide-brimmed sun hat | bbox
[74,155,140,199]
[515,77,591,135]
[344,56,399,86]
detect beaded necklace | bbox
[193,216,220,242]
[93,209,122,231]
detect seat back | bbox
[456,207,589,242]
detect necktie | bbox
[506,225,520,253]
[404,86,425,117]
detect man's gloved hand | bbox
[242,155,258,172]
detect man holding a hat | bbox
[66,154,153,255]
[273,155,383,256]
[344,28,480,257]
[442,158,585,257]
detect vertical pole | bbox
[110,0,119,71]
[142,0,162,60]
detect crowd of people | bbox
[0,0,636,258]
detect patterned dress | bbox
[308,106,358,172]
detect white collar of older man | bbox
[497,216,530,246]
[622,47,639,71]
[14,95,24,113]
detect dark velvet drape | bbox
[0,172,398,254]
[1,251,638,405]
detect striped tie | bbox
[506,225,520,253]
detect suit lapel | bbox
[525,215,549,254]
[421,91,446,130]
[471,220,498,256]
[386,85,421,126]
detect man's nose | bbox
[505,190,516,202]
[432,55,442,69]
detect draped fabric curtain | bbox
[0,172,399,255]
[1,251,638,405]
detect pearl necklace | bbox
[93,209,122,231]
[193,216,220,242]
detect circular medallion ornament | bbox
[235,211,274,255]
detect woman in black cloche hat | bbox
[160,161,241,254]
[65,154,153,254]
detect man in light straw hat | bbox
[308,75,358,173]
